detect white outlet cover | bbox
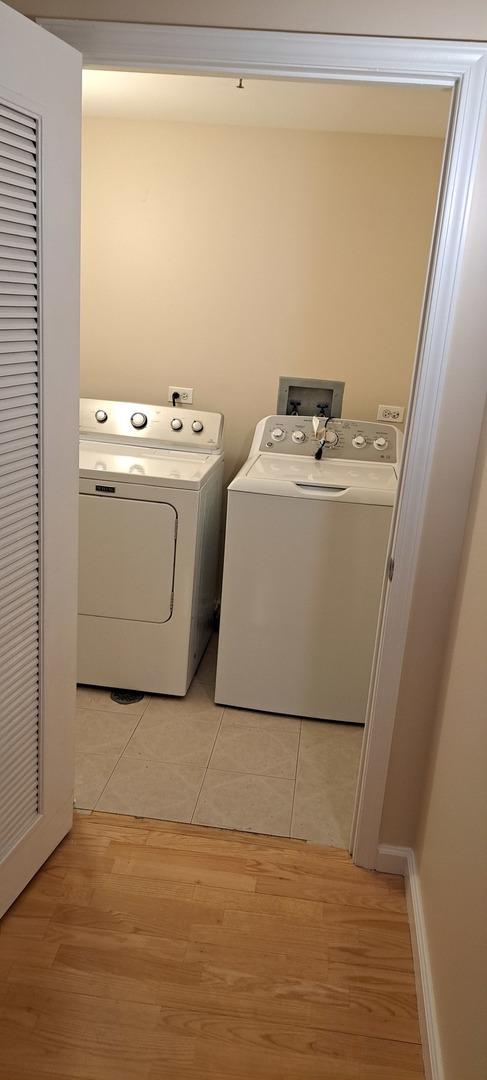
[377,404,405,423]
[168,385,193,404]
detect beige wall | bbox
[6,0,487,40]
[81,117,442,477]
[414,407,487,1080]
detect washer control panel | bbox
[259,416,399,463]
[80,399,223,453]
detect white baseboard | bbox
[375,843,444,1080]
[404,848,445,1080]
[375,842,409,874]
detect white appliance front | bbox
[78,398,224,696]
[215,416,399,723]
[79,495,176,623]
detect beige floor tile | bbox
[209,709,300,778]
[76,684,149,717]
[124,710,221,767]
[96,754,205,822]
[146,679,222,723]
[297,718,363,781]
[193,769,294,836]
[75,750,120,811]
[291,719,363,845]
[222,708,299,733]
[291,776,356,847]
[75,708,141,757]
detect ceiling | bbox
[82,71,450,138]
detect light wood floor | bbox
[0,812,425,1079]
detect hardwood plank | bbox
[0,914,54,939]
[144,828,341,859]
[5,957,421,1045]
[222,906,412,945]
[53,941,202,989]
[147,1012,425,1080]
[19,866,95,905]
[46,845,116,875]
[189,917,358,960]
[188,915,414,976]
[0,811,424,1079]
[328,930,415,972]
[49,889,223,942]
[0,935,59,976]
[0,991,425,1080]
[56,866,195,901]
[193,883,323,922]
[256,870,408,912]
[0,1021,152,1080]
[110,847,256,893]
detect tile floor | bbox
[75,635,363,845]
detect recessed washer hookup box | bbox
[277,376,345,418]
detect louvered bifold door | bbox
[0,102,40,860]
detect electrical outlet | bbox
[168,386,193,405]
[377,404,405,423]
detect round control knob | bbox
[271,427,285,441]
[352,434,367,449]
[374,436,388,451]
[95,409,108,424]
[131,412,147,430]
[171,417,183,431]
[292,430,306,444]
[324,429,339,447]
[192,420,204,433]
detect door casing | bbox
[38,18,487,869]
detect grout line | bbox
[87,714,146,813]
[190,704,224,825]
[84,694,155,813]
[118,695,152,756]
[139,694,153,719]
[199,764,298,781]
[75,705,145,812]
[289,718,303,838]
[80,742,127,813]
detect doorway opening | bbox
[75,67,450,846]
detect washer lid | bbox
[79,440,220,489]
[231,454,398,505]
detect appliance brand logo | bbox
[95,484,116,494]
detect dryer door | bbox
[79,495,176,623]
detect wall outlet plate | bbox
[168,385,193,404]
[377,404,405,423]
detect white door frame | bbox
[39,19,487,869]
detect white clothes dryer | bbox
[215,415,401,724]
[78,398,224,696]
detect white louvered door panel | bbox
[0,102,39,860]
[0,3,80,917]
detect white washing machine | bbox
[215,415,401,724]
[78,398,224,695]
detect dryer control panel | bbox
[80,399,223,453]
[256,416,400,464]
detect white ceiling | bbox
[82,71,450,138]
